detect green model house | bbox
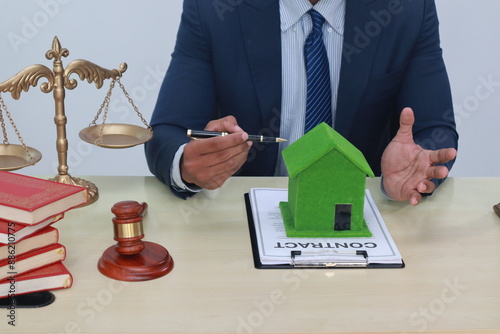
[279,122,374,238]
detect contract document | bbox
[245,188,404,268]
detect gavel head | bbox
[111,200,148,256]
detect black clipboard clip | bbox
[290,250,369,268]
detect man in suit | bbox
[145,0,458,205]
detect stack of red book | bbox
[0,170,88,299]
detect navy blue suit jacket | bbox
[145,0,458,197]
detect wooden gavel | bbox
[97,201,174,281]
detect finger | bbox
[202,172,229,190]
[183,143,249,181]
[417,180,436,194]
[394,107,415,142]
[211,149,249,181]
[428,148,457,164]
[198,149,250,189]
[409,191,422,206]
[205,115,244,133]
[425,164,449,180]
[204,140,251,168]
[190,132,249,155]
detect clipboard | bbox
[244,192,405,269]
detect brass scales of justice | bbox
[0,36,153,205]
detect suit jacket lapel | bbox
[335,0,386,137]
[239,0,281,136]
[239,0,281,169]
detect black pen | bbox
[187,129,286,143]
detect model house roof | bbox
[282,122,375,178]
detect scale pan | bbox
[79,123,153,149]
[0,144,42,171]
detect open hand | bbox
[381,108,457,205]
[181,116,252,190]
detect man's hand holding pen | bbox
[181,116,253,190]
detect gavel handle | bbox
[139,202,148,218]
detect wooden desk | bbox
[2,177,500,334]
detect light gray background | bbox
[0,0,498,178]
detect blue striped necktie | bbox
[304,9,332,133]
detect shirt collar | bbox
[280,0,345,35]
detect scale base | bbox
[98,241,174,281]
[50,174,98,206]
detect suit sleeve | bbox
[397,0,458,185]
[145,0,216,198]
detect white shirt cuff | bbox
[171,144,203,193]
